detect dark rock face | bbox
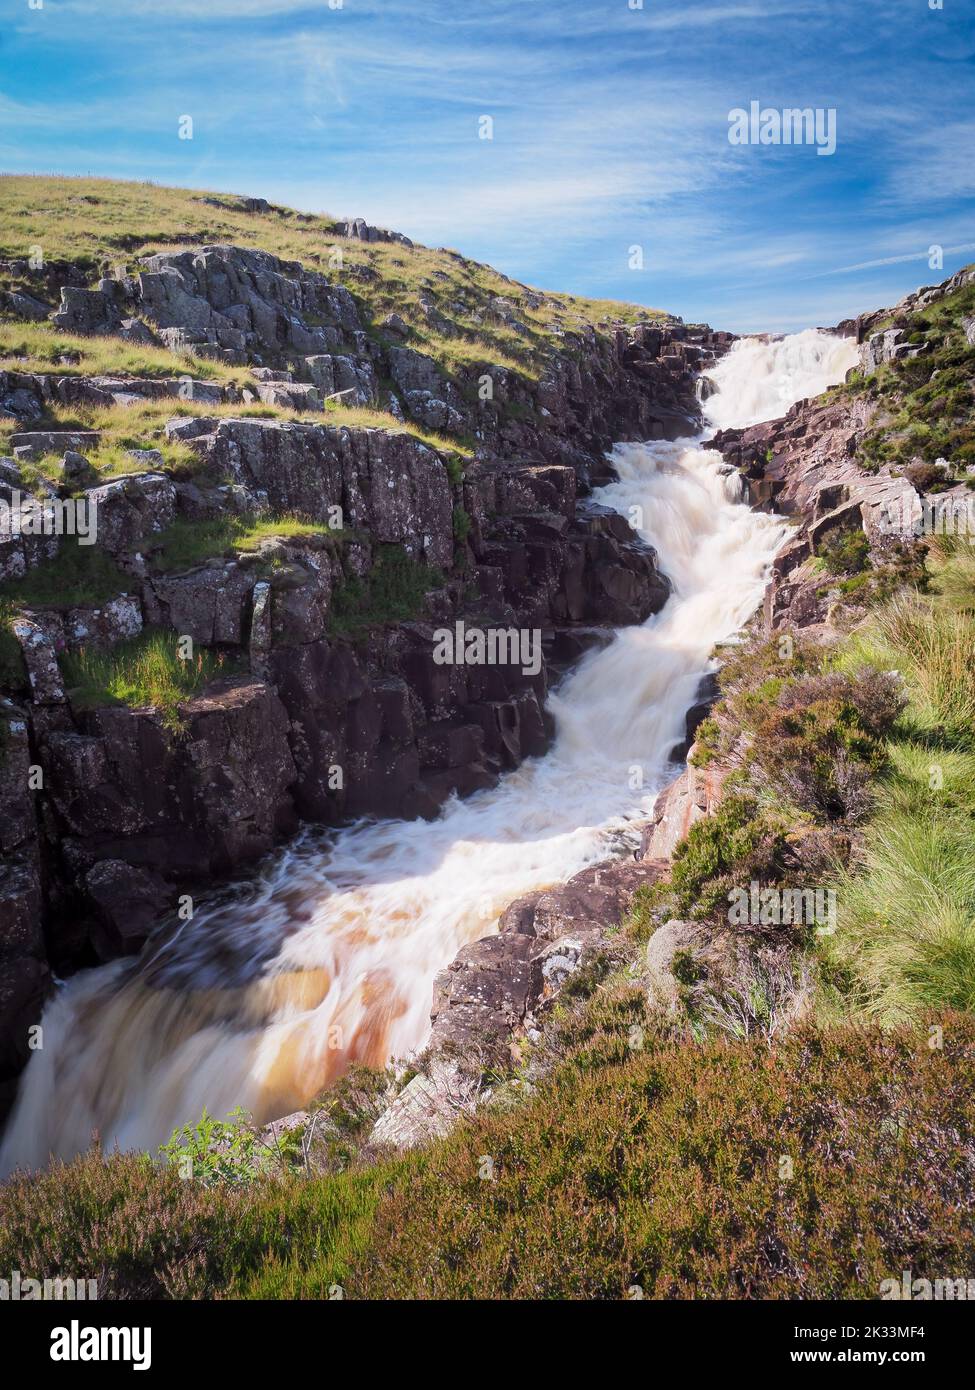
[0,457,671,1100]
[0,715,48,1113]
[431,857,664,1057]
[45,679,298,879]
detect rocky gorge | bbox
[0,213,726,1119]
[2,181,971,1182]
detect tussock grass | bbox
[822,545,975,1022]
[60,629,238,729]
[823,777,975,1023]
[927,532,975,613]
[876,594,975,739]
[838,589,975,745]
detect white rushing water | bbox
[0,329,857,1174]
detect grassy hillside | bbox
[848,274,975,476]
[0,174,670,384]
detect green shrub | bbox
[159,1106,300,1186]
[647,794,792,925]
[817,527,870,575]
[329,545,442,637]
[688,714,720,767]
[452,506,472,544]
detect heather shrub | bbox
[4,1014,975,1299]
[706,636,905,825]
[817,526,870,575]
[746,684,896,823]
[642,794,793,927]
[904,460,947,494]
[0,1147,405,1299]
[357,1014,975,1300]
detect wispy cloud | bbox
[1,0,973,332]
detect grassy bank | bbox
[819,539,975,1022]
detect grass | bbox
[0,541,130,611]
[821,750,975,1024]
[322,399,474,460]
[3,1010,974,1299]
[0,394,473,480]
[328,544,443,637]
[0,599,25,687]
[60,629,239,730]
[148,513,333,573]
[819,542,975,1023]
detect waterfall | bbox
[0,329,858,1174]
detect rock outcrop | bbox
[370,856,667,1148]
[710,388,918,630]
[21,241,726,486]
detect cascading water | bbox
[0,329,857,1174]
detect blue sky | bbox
[1,0,973,332]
